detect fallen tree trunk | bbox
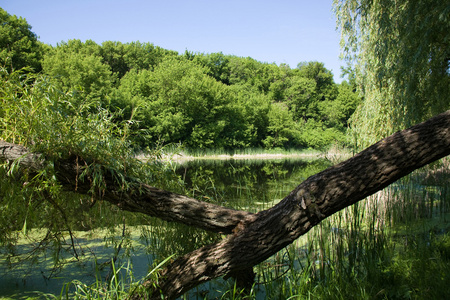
[1,110,449,299]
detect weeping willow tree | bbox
[334,0,450,147]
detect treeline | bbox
[1,8,360,150]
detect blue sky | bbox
[2,0,345,82]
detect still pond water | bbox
[0,157,333,299]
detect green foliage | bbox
[227,56,265,88]
[42,40,113,106]
[191,51,231,85]
[229,86,271,147]
[112,56,264,149]
[263,103,299,149]
[100,41,178,80]
[190,54,355,150]
[99,41,130,80]
[0,6,363,152]
[297,61,338,102]
[0,8,43,71]
[335,0,450,147]
[298,119,348,150]
[284,76,317,121]
[0,68,176,275]
[0,4,362,151]
[333,80,361,124]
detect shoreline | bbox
[138,148,354,163]
[169,152,322,162]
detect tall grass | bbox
[250,157,450,300]
[175,147,322,159]
[59,255,174,299]
[60,158,449,299]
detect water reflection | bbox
[175,158,332,212]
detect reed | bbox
[248,158,450,299]
[11,158,448,299]
[174,147,322,161]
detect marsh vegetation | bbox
[1,157,449,299]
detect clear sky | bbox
[2,0,345,82]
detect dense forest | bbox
[0,7,360,151]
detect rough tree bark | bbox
[1,110,449,299]
[0,141,255,234]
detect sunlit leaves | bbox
[42,40,113,106]
[0,8,43,72]
[0,67,179,272]
[263,103,298,149]
[112,56,255,149]
[334,0,450,147]
[1,4,362,151]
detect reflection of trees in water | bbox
[175,159,332,210]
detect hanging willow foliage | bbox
[334,0,450,148]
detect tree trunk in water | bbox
[1,110,449,299]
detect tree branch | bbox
[0,141,255,234]
[140,110,450,299]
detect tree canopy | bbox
[0,8,43,72]
[0,8,362,151]
[334,0,450,147]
